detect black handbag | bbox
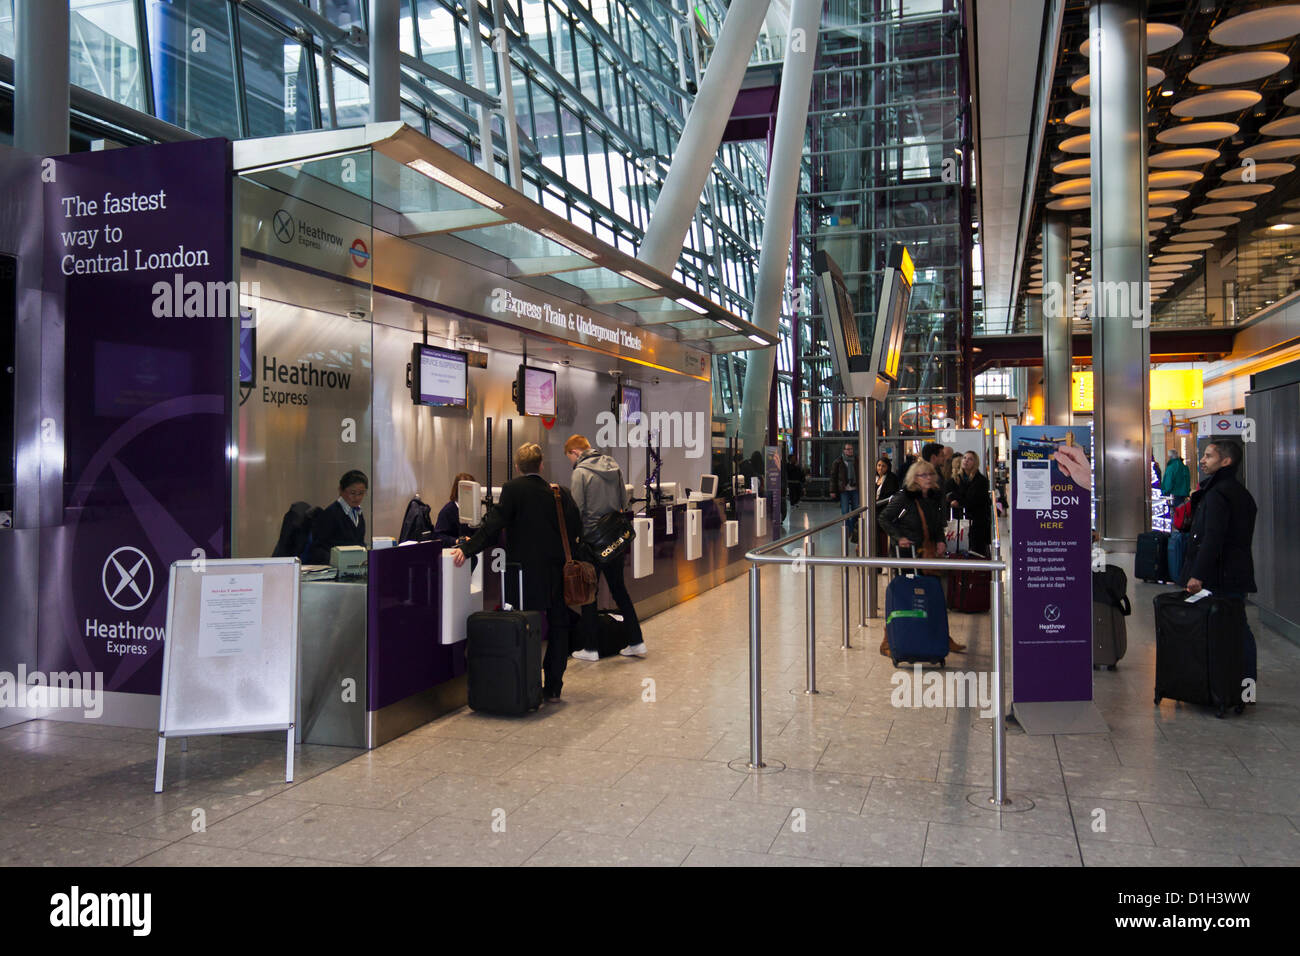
[586,509,635,565]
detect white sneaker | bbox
[570,649,600,662]
[619,643,647,658]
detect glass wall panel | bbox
[241,8,315,136]
[70,0,145,111]
[144,0,240,138]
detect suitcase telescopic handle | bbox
[499,561,524,611]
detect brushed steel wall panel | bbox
[1245,383,1300,634]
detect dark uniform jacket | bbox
[459,473,582,611]
[878,488,945,552]
[308,500,366,564]
[1184,461,1256,593]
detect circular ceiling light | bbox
[1156,121,1239,145]
[1240,139,1300,161]
[1221,162,1295,181]
[1163,242,1215,252]
[1148,205,1178,218]
[1150,148,1220,168]
[1072,225,1090,235]
[1149,189,1192,204]
[1285,197,1300,209]
[1149,169,1204,187]
[1193,200,1257,215]
[1183,215,1241,228]
[1071,238,1088,248]
[1205,183,1275,200]
[1171,89,1263,118]
[1251,225,1298,238]
[1176,229,1227,241]
[1058,134,1091,154]
[1267,212,1300,226]
[1187,52,1290,86]
[1050,177,1092,195]
[1071,67,1165,96]
[1260,115,1300,138]
[1286,89,1300,109]
[1047,195,1091,211]
[1209,5,1300,47]
[1052,157,1091,176]
[1080,22,1182,57]
[1064,107,1090,127]
[1154,253,1203,263]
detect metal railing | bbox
[744,505,1014,808]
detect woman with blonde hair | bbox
[878,460,965,655]
[946,449,992,557]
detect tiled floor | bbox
[3,505,1298,867]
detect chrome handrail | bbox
[743,511,1012,808]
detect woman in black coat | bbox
[308,469,368,565]
[945,450,992,557]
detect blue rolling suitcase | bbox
[885,549,949,667]
[1166,530,1190,585]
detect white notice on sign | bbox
[1017,459,1052,510]
[198,573,264,658]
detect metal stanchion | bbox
[804,541,818,694]
[840,524,851,649]
[858,512,869,625]
[747,563,764,768]
[990,566,1008,804]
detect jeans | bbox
[579,557,644,651]
[1217,591,1257,682]
[839,489,859,537]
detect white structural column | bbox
[14,0,69,156]
[739,0,822,455]
[1089,0,1151,551]
[1042,212,1073,425]
[637,0,772,273]
[369,0,401,123]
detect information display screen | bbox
[517,365,557,416]
[621,385,641,420]
[412,344,469,407]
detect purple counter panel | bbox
[366,542,466,713]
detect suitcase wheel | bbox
[1107,664,1116,672]
[891,657,900,667]
[1153,695,1162,705]
[1235,703,1245,715]
[937,658,946,668]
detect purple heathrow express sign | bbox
[1009,424,1094,704]
[38,139,234,696]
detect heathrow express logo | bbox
[273,209,295,244]
[102,547,154,612]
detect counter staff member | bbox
[308,469,368,564]
[434,472,477,547]
[450,443,580,703]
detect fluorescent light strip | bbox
[618,270,661,291]
[540,228,598,260]
[748,334,770,345]
[674,297,708,314]
[406,159,504,210]
[717,320,742,331]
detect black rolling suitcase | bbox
[1152,591,1248,718]
[466,566,543,715]
[1135,530,1170,583]
[1091,566,1131,670]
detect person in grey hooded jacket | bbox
[565,434,646,660]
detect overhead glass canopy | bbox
[233,123,774,353]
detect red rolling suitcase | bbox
[945,520,991,613]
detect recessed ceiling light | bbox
[406,159,504,210]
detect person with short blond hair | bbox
[565,433,644,660]
[516,441,544,474]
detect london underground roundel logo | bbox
[102,546,154,611]
[350,238,371,268]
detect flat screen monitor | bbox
[515,364,557,416]
[411,344,469,407]
[813,249,871,395]
[871,244,913,386]
[620,384,641,421]
[698,474,718,498]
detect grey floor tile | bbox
[184,797,320,849]
[921,822,1081,867]
[504,746,645,787]
[613,755,748,800]
[256,803,430,864]
[2,826,168,867]
[125,792,264,842]
[369,816,557,867]
[1062,766,1205,806]
[284,763,437,809]
[1081,844,1243,867]
[816,739,940,781]
[631,793,792,853]
[1138,802,1300,859]
[505,783,664,837]
[1235,748,1300,780]
[1069,797,1154,846]
[731,768,871,814]
[598,724,726,760]
[1189,772,1300,816]
[522,830,691,867]
[398,738,540,777]
[768,809,927,865]
[386,772,547,820]
[702,732,829,771]
[937,750,1067,794]
[681,845,840,866]
[1111,739,1250,775]
[128,843,291,867]
[864,777,1075,836]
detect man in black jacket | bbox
[1184,438,1257,681]
[450,443,581,702]
[829,442,859,541]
